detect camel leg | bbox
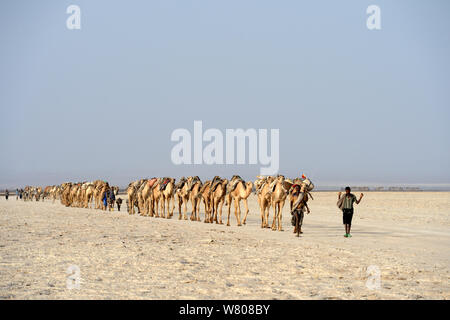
[226,198,232,226]
[208,200,213,222]
[237,200,242,226]
[149,197,154,217]
[190,198,196,221]
[257,197,264,228]
[141,199,146,216]
[218,200,224,224]
[166,198,171,219]
[160,199,165,218]
[147,198,151,216]
[203,199,209,223]
[260,203,265,228]
[195,199,199,220]
[234,200,242,226]
[196,198,201,221]
[213,199,218,224]
[271,204,277,230]
[278,201,284,231]
[242,198,249,225]
[157,199,161,217]
[167,197,170,217]
[265,206,271,228]
[143,199,148,216]
[264,201,271,228]
[226,196,232,226]
[178,197,182,220]
[153,199,157,217]
[160,198,165,218]
[183,199,188,220]
[164,197,168,218]
[130,198,134,215]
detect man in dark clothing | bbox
[338,187,363,238]
[116,198,122,211]
[109,189,116,211]
[102,191,108,210]
[5,189,9,200]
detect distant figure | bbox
[102,190,108,210]
[109,189,116,211]
[19,189,23,200]
[116,198,122,211]
[5,189,9,200]
[337,187,363,238]
[15,189,19,200]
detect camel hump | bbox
[231,175,242,181]
[148,178,158,187]
[211,176,221,185]
[159,177,172,191]
[227,177,244,194]
[199,181,211,193]
[211,178,223,192]
[175,177,186,190]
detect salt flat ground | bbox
[0,192,449,299]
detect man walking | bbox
[116,198,122,212]
[337,187,363,238]
[109,189,116,211]
[5,189,9,200]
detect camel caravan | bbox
[125,174,314,234]
[17,174,314,236]
[19,181,121,210]
[21,186,44,201]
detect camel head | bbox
[245,181,254,196]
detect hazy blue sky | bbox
[1,0,449,188]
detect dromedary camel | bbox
[199,180,212,223]
[160,177,175,219]
[151,178,164,218]
[127,182,138,215]
[210,177,228,225]
[270,175,293,231]
[43,186,52,201]
[140,178,160,216]
[60,183,71,206]
[93,180,108,209]
[175,177,190,220]
[189,176,202,221]
[255,176,274,228]
[226,176,253,226]
[84,183,95,208]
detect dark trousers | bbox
[292,209,304,227]
[343,208,354,225]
